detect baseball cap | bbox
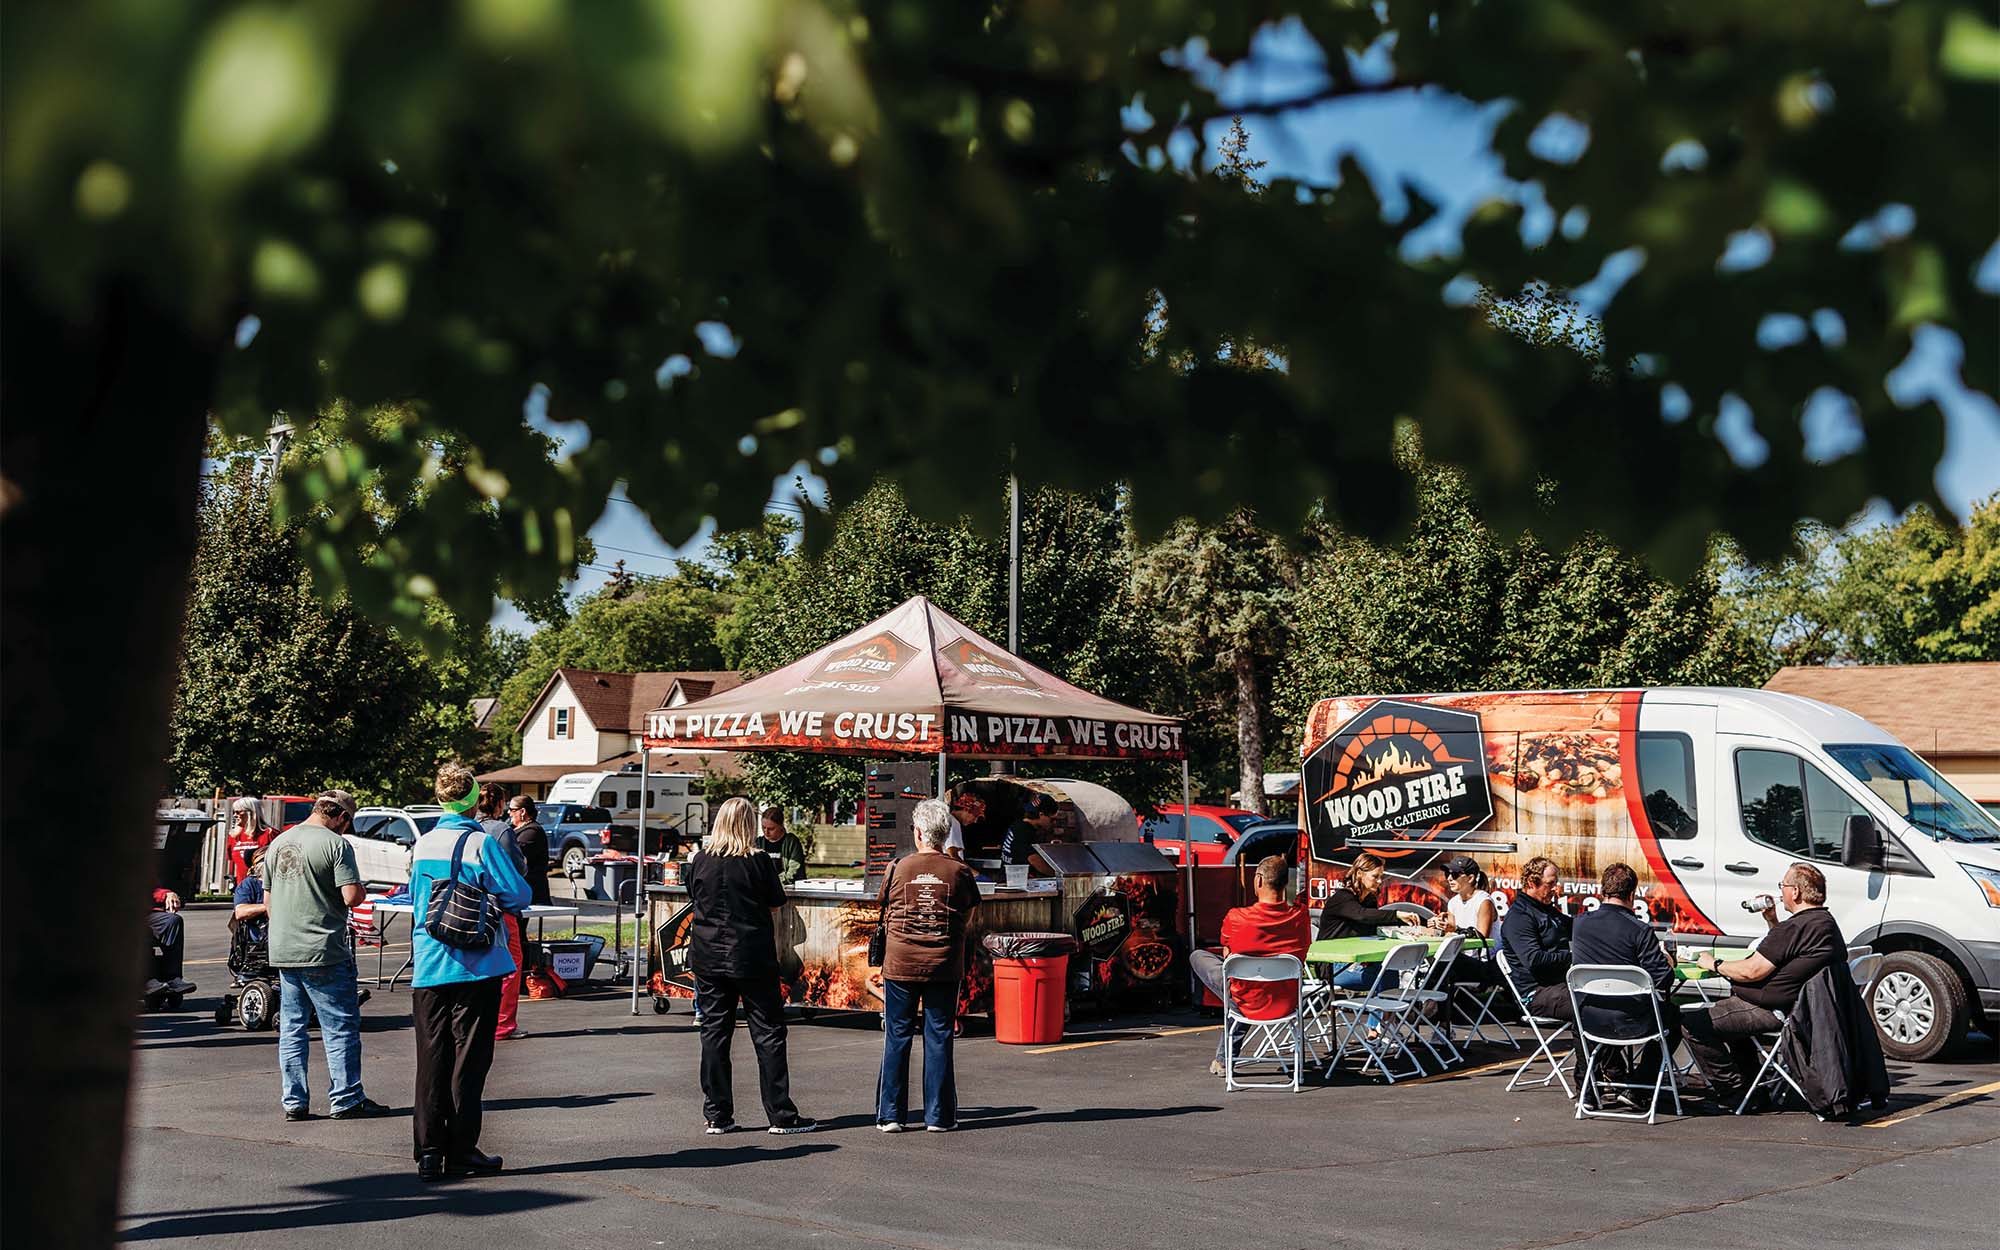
[1442,855,1481,878]
[317,789,358,819]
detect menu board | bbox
[864,762,933,889]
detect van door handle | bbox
[1669,857,1704,870]
[1725,862,1760,875]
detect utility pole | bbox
[1008,473,1020,654]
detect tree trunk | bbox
[1232,650,1265,816]
[2,264,214,1248]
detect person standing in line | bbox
[478,783,530,1041]
[409,763,533,1180]
[226,796,277,886]
[506,794,552,906]
[684,796,817,1135]
[264,790,389,1121]
[876,799,982,1132]
[758,805,808,886]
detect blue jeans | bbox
[877,979,958,1128]
[278,958,364,1113]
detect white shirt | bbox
[945,816,965,855]
[1446,889,1493,933]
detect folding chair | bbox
[1328,942,1431,1084]
[1409,934,1468,1068]
[1220,954,1307,1092]
[1502,968,1574,1096]
[1565,965,1683,1124]
[1736,955,1883,1119]
[1448,952,1504,1048]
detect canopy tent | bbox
[626,594,1192,1011]
[640,595,1185,760]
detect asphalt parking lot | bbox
[122,907,2000,1250]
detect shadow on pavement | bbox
[117,1175,583,1241]
[952,1104,1221,1132]
[484,1091,654,1111]
[504,1142,838,1175]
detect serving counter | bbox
[645,843,1184,1017]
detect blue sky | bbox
[495,22,1997,632]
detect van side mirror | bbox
[1841,814,1884,870]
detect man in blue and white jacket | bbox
[408,762,533,1182]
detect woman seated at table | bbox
[1430,855,1496,938]
[1315,853,1426,991]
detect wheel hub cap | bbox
[1872,970,1935,1045]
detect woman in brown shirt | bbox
[875,798,981,1132]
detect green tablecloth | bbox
[1673,948,1754,980]
[1306,935,1490,965]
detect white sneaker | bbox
[876,1121,905,1133]
[925,1123,955,1133]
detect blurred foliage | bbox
[7,1,1994,649]
[1717,493,2000,670]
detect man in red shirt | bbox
[1191,855,1311,1076]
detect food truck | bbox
[1299,687,2000,1060]
[636,596,1190,1020]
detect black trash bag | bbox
[983,931,1079,960]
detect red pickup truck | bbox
[1136,804,1266,866]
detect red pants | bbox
[495,913,524,1038]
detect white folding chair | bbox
[1565,965,1683,1124]
[1849,951,1883,997]
[1410,935,1468,1068]
[1444,939,1517,1047]
[1328,942,1431,1084]
[1502,967,1574,1096]
[1732,952,1885,1120]
[1220,954,1307,1092]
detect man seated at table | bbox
[1571,862,1679,1093]
[1191,855,1312,1077]
[1499,856,1573,1022]
[1684,862,1845,1111]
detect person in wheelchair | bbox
[233,847,270,945]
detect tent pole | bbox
[632,748,648,1014]
[937,749,947,801]
[1181,757,1195,1004]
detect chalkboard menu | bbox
[864,762,934,889]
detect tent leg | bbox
[632,751,648,1014]
[1182,758,1195,1006]
[937,750,947,800]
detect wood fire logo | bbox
[1303,700,1493,862]
[809,631,914,686]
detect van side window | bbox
[1636,733,1698,840]
[1735,749,1860,862]
[598,790,616,807]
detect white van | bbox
[1299,687,2000,1061]
[546,768,710,838]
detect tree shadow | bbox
[117,1173,583,1241]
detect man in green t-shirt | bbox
[264,791,388,1121]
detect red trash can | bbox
[984,932,1079,1045]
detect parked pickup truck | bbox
[536,803,639,877]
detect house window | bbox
[551,707,571,738]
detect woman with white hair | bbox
[226,796,275,886]
[875,798,982,1132]
[683,796,817,1136]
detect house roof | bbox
[1763,663,2000,756]
[514,668,746,736]
[469,697,500,732]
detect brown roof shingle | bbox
[518,668,747,736]
[1764,663,2000,755]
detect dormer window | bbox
[551,707,572,738]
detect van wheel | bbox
[561,844,588,877]
[1871,952,1969,1063]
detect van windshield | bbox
[1826,744,2000,843]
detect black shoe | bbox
[417,1151,447,1183]
[165,978,198,995]
[448,1148,504,1174]
[283,1106,314,1122]
[768,1116,817,1135]
[331,1098,391,1120]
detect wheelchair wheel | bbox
[214,1001,234,1026]
[237,980,276,1030]
[653,995,670,1014]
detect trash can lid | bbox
[982,931,1079,959]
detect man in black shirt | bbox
[1500,856,1574,1022]
[1572,863,1680,1091]
[1684,862,1845,1109]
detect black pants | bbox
[1580,999,1683,1082]
[148,910,185,982]
[1683,996,1785,1099]
[695,971,798,1126]
[411,977,502,1159]
[1526,982,1574,1023]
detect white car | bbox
[344,807,438,886]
